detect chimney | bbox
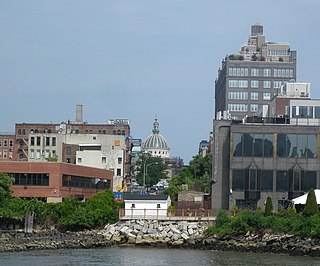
[76,104,83,123]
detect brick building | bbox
[0,162,113,202]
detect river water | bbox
[1,247,319,266]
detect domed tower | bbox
[141,119,170,158]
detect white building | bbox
[124,194,171,218]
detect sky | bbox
[1,1,320,164]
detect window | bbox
[3,151,7,159]
[276,171,288,192]
[0,140,2,147]
[264,69,271,77]
[4,140,7,147]
[12,173,49,186]
[292,106,313,118]
[232,170,245,191]
[9,140,13,147]
[131,204,135,208]
[102,157,106,163]
[228,91,248,100]
[315,107,320,118]
[251,92,258,100]
[36,150,40,159]
[233,133,274,158]
[117,169,121,176]
[228,80,248,88]
[250,104,258,112]
[228,104,248,112]
[66,146,71,155]
[78,158,82,163]
[302,171,316,192]
[273,81,283,89]
[30,149,34,159]
[118,157,122,164]
[36,137,41,146]
[260,171,273,192]
[157,204,161,208]
[30,137,35,146]
[263,81,271,88]
[246,164,259,191]
[251,80,259,88]
[52,137,56,146]
[45,137,50,146]
[263,93,271,100]
[251,68,259,76]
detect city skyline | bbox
[1,1,320,163]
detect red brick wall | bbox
[0,162,113,200]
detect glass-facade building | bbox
[211,120,320,211]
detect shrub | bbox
[303,188,319,216]
[216,209,231,227]
[265,196,273,216]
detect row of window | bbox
[292,106,320,119]
[228,68,293,78]
[30,136,56,147]
[9,173,50,186]
[0,139,14,147]
[0,139,13,147]
[30,149,56,159]
[228,80,249,88]
[0,150,13,160]
[233,133,318,158]
[229,80,287,89]
[232,169,316,193]
[267,49,289,56]
[228,104,259,112]
[62,175,110,190]
[18,129,53,135]
[229,92,271,101]
[112,129,126,135]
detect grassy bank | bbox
[206,209,320,238]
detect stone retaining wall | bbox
[103,220,210,246]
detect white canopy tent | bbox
[292,189,320,206]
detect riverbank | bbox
[1,220,320,257]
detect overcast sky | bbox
[1,1,320,163]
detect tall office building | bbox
[215,24,297,120]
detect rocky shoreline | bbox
[1,219,320,257]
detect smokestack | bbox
[76,104,83,123]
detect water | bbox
[1,247,320,266]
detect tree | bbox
[303,188,319,216]
[45,155,58,162]
[164,154,212,201]
[133,153,167,187]
[0,173,14,202]
[265,196,273,216]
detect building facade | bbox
[0,162,113,202]
[0,134,15,161]
[211,119,320,212]
[0,106,132,191]
[215,24,297,120]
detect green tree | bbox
[265,196,273,216]
[303,188,319,216]
[85,190,118,226]
[45,155,58,162]
[0,173,14,202]
[134,153,167,187]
